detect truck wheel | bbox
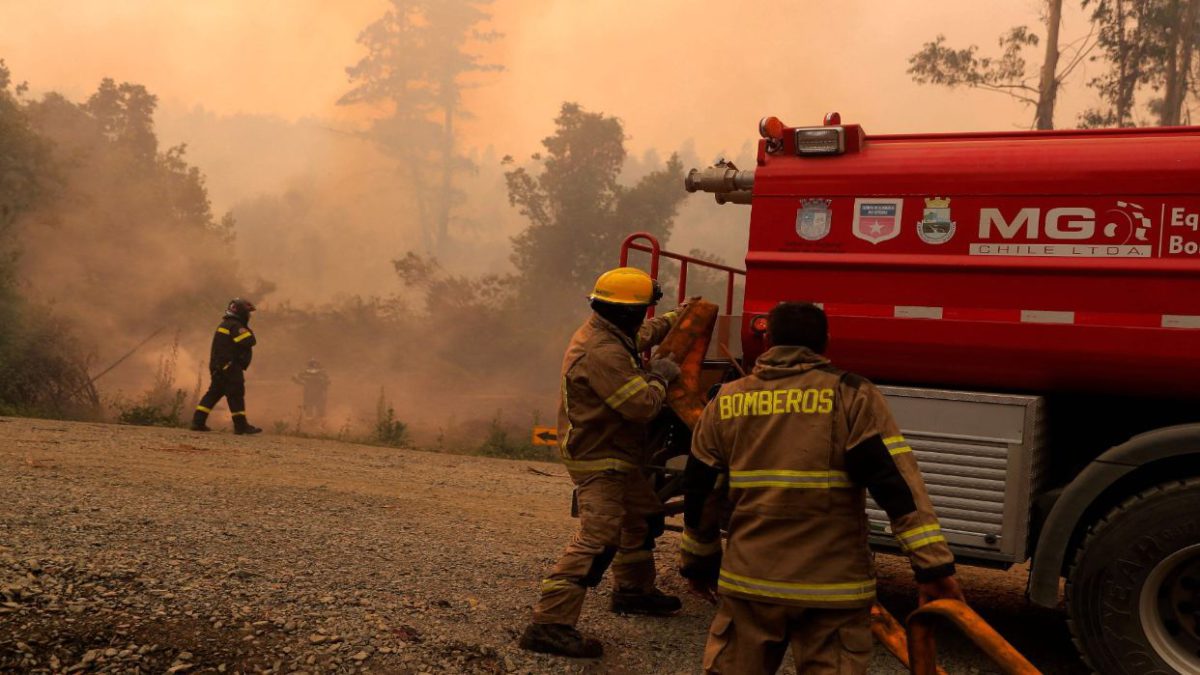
[1066,478,1200,674]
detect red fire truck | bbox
[663,114,1200,674]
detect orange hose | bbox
[655,300,719,429]
[907,600,1041,675]
[871,604,948,675]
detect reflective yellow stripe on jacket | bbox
[604,376,649,409]
[233,331,253,343]
[216,327,231,335]
[896,523,946,552]
[635,310,678,350]
[884,435,913,456]
[728,469,854,489]
[560,456,639,474]
[718,570,876,602]
[541,578,574,593]
[559,376,573,454]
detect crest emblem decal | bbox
[917,197,956,245]
[796,198,832,241]
[852,198,903,244]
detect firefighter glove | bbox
[677,296,702,313]
[650,358,681,383]
[679,549,721,586]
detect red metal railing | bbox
[619,232,745,318]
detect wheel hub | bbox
[1141,543,1200,673]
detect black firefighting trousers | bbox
[194,368,248,426]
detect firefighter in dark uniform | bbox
[293,358,330,418]
[190,298,262,435]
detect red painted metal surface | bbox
[741,122,1200,396]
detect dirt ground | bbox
[0,417,1088,674]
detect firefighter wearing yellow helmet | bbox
[587,266,662,305]
[520,267,689,659]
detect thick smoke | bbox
[1,0,1100,443]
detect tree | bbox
[0,60,50,250]
[0,64,95,415]
[1081,0,1200,127]
[909,0,1094,129]
[340,0,502,254]
[1160,0,1200,124]
[1037,0,1066,129]
[504,103,686,310]
[84,79,159,163]
[18,78,243,353]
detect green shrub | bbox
[113,334,186,427]
[0,301,99,418]
[117,391,186,427]
[372,388,409,447]
[476,415,553,461]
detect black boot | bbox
[233,418,262,435]
[190,410,211,432]
[611,588,682,616]
[518,623,602,658]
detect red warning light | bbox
[758,116,786,141]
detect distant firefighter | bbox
[191,298,262,435]
[293,358,329,417]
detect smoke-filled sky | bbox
[5,0,1097,161]
[0,0,1106,427]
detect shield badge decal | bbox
[852,198,903,244]
[796,198,832,241]
[917,197,956,245]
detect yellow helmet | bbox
[589,267,663,306]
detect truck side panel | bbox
[743,128,1200,397]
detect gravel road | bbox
[0,417,1088,674]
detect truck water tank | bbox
[739,123,1200,396]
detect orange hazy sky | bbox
[2,0,1098,156]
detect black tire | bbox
[1066,478,1200,674]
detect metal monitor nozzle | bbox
[684,160,755,205]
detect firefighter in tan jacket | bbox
[520,267,687,659]
[680,301,963,674]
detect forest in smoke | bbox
[0,0,754,453]
[2,0,1200,452]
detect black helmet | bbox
[225,298,256,322]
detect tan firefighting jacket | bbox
[556,309,679,480]
[684,345,955,608]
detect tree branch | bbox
[1056,24,1100,82]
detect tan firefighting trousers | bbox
[703,595,873,675]
[532,469,662,625]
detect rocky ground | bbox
[1,417,1087,674]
